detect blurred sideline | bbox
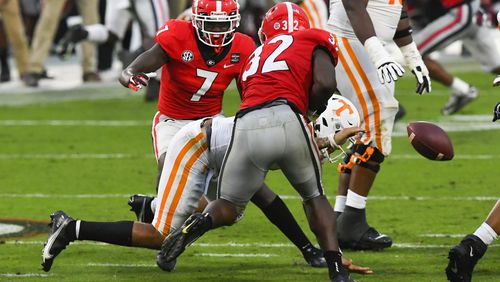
[1,35,499,106]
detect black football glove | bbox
[400,42,432,95]
[411,65,431,95]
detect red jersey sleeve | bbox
[234,33,256,91]
[233,34,255,76]
[306,29,339,67]
[154,20,186,58]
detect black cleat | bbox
[128,194,154,223]
[41,211,74,272]
[161,213,211,262]
[302,245,327,268]
[330,263,354,282]
[156,251,176,272]
[446,234,487,282]
[339,227,392,251]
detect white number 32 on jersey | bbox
[241,35,293,81]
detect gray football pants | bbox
[217,104,324,212]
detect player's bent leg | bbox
[160,205,223,262]
[446,200,500,281]
[42,211,164,272]
[302,195,353,282]
[337,145,392,251]
[446,234,488,282]
[251,184,327,267]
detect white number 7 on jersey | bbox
[191,69,218,101]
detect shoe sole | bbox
[156,252,177,272]
[161,218,205,262]
[161,228,186,262]
[41,215,72,272]
[445,247,468,282]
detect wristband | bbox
[363,36,389,66]
[399,41,422,70]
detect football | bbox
[407,121,454,161]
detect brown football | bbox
[407,121,454,161]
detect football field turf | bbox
[0,71,499,281]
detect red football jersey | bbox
[239,29,338,115]
[155,20,255,119]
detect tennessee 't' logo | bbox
[335,99,354,116]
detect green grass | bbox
[0,71,499,281]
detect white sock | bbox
[334,195,347,213]
[451,77,469,95]
[86,24,109,43]
[345,189,367,209]
[75,220,81,239]
[473,222,498,245]
[150,197,157,214]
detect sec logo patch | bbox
[181,50,194,62]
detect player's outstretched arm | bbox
[119,44,168,90]
[393,6,431,94]
[315,127,364,151]
[342,0,404,84]
[341,0,376,44]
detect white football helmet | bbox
[314,94,361,163]
[315,94,361,137]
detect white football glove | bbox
[493,75,500,87]
[400,42,431,94]
[364,36,405,84]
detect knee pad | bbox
[338,143,385,173]
[337,143,358,174]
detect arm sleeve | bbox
[314,29,339,66]
[154,20,178,58]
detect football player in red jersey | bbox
[116,0,331,272]
[161,3,354,282]
[120,0,252,228]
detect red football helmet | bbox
[258,2,310,43]
[192,0,240,48]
